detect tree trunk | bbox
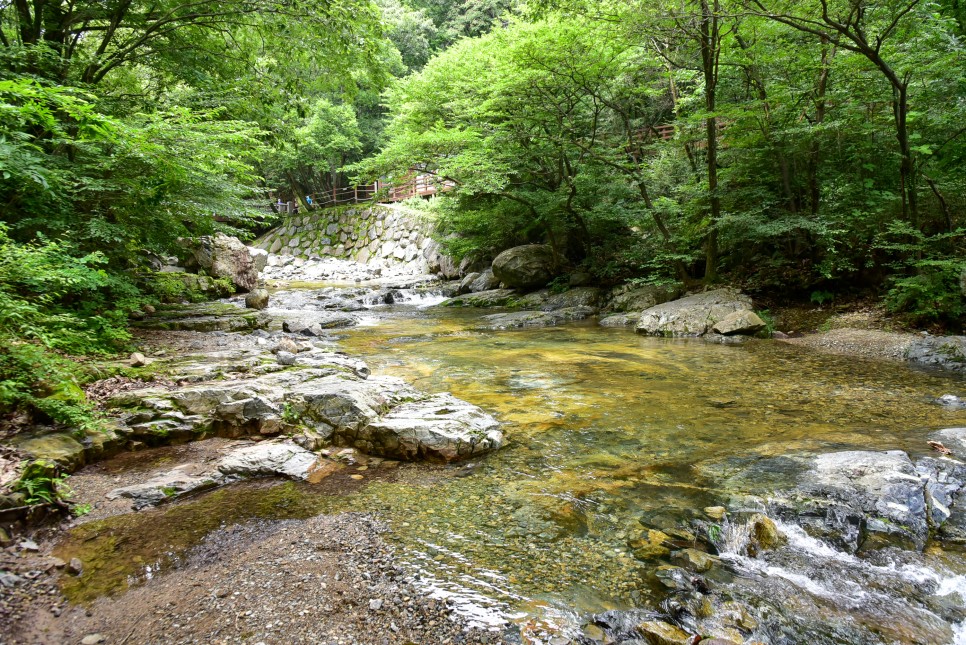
[699,0,721,283]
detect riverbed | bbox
[53,283,966,644]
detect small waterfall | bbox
[709,517,966,644]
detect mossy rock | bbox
[13,433,86,470]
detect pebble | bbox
[81,635,106,645]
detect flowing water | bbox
[57,285,966,643]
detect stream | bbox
[57,282,966,644]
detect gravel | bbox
[3,514,511,645]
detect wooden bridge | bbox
[273,173,455,214]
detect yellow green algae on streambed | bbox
[56,304,966,632]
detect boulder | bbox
[636,288,754,337]
[12,433,86,470]
[245,288,270,310]
[457,272,481,295]
[712,310,766,335]
[603,284,682,313]
[599,313,639,327]
[185,233,258,292]
[468,268,501,292]
[541,287,601,312]
[359,393,502,462]
[491,245,556,290]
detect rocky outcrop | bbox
[636,289,755,337]
[491,245,556,290]
[132,302,271,333]
[185,233,258,292]
[540,287,601,311]
[105,441,329,509]
[763,451,931,552]
[107,351,502,464]
[906,335,966,372]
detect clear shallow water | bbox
[58,292,966,642]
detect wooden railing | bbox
[272,173,455,214]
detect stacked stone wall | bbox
[254,204,449,274]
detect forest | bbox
[0,0,965,427]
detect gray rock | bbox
[130,352,147,367]
[906,336,966,372]
[276,351,297,366]
[599,313,639,327]
[712,309,766,335]
[248,247,269,272]
[184,233,258,292]
[541,287,601,312]
[245,288,270,310]
[481,306,596,329]
[936,394,966,410]
[217,441,322,480]
[468,268,501,293]
[782,451,929,552]
[457,272,481,295]
[932,428,966,455]
[106,463,225,509]
[67,558,83,575]
[360,393,502,462]
[492,245,556,290]
[636,288,754,337]
[441,289,519,308]
[603,284,681,313]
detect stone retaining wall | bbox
[254,204,452,275]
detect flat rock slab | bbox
[106,463,224,510]
[105,441,331,510]
[217,442,323,480]
[359,393,502,462]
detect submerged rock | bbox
[491,245,556,290]
[636,289,754,337]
